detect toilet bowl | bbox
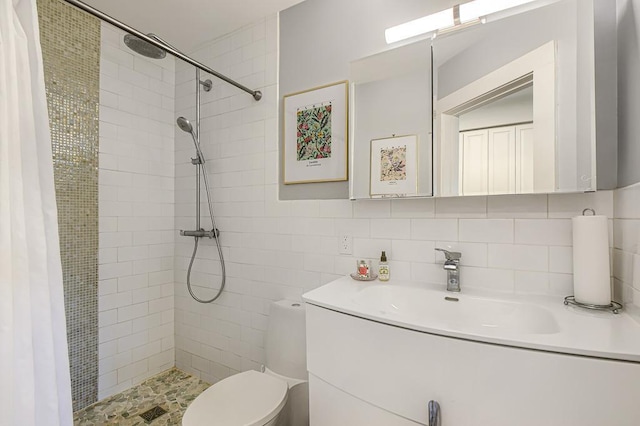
[182,300,308,426]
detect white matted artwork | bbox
[283,81,348,184]
[370,135,418,197]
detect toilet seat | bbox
[182,370,288,426]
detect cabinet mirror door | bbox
[349,40,433,200]
[433,0,597,197]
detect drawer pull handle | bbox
[428,400,441,426]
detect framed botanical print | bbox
[283,81,348,184]
[370,135,418,197]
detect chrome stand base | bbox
[563,296,623,314]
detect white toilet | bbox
[182,300,309,426]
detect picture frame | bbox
[370,135,418,197]
[283,81,348,184]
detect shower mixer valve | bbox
[180,228,219,239]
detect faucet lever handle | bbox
[435,248,461,261]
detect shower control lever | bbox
[180,228,219,239]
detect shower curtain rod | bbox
[60,0,262,101]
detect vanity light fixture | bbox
[459,0,537,22]
[385,8,455,44]
[385,0,537,44]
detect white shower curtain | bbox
[0,0,73,425]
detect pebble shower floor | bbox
[74,369,209,425]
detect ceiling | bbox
[83,0,305,52]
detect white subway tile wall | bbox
[98,24,176,400]
[174,16,280,384]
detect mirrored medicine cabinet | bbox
[348,0,616,200]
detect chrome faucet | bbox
[435,248,462,292]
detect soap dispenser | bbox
[378,251,390,281]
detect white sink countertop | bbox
[302,276,640,363]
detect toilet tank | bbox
[265,300,307,381]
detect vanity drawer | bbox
[309,374,421,426]
[306,303,640,426]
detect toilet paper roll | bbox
[572,215,611,306]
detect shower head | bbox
[177,117,193,133]
[123,34,166,59]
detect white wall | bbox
[171,16,622,384]
[98,24,176,399]
[613,183,640,307]
[458,87,533,131]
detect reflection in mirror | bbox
[349,40,433,199]
[433,0,596,197]
[458,84,535,195]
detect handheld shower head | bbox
[176,117,205,164]
[177,116,193,133]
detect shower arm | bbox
[147,33,178,52]
[60,0,263,101]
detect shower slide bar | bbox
[60,0,263,101]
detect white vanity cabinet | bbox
[306,303,640,425]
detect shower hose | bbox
[186,163,225,303]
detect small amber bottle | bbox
[378,251,390,281]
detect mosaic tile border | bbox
[36,0,101,411]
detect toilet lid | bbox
[182,370,288,426]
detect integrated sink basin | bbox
[353,284,560,335]
[303,275,640,362]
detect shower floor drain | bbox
[139,405,168,422]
